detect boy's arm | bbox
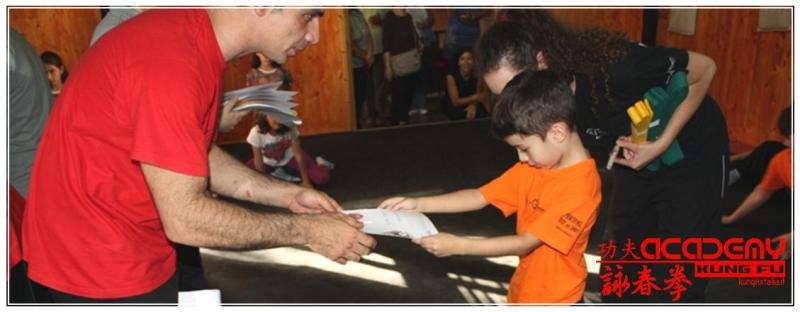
[415,232,542,257]
[380,189,488,213]
[722,188,774,224]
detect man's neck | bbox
[207,9,250,62]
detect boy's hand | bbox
[377,197,420,212]
[413,233,464,257]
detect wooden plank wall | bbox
[655,8,791,147]
[9,8,101,74]
[215,8,354,143]
[8,8,790,147]
[550,8,643,41]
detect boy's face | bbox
[504,131,564,169]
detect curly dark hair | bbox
[475,9,631,114]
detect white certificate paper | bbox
[347,209,438,239]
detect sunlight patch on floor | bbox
[201,247,408,288]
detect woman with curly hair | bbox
[475,9,729,303]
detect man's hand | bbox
[218,97,249,133]
[287,188,342,214]
[378,196,421,213]
[304,213,377,264]
[414,233,465,257]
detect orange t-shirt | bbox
[480,159,601,303]
[758,148,792,192]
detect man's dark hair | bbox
[778,106,791,138]
[491,70,576,139]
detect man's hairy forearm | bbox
[208,144,300,208]
[170,192,311,250]
[142,162,315,250]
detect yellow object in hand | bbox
[626,99,653,144]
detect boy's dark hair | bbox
[778,107,791,138]
[256,113,290,135]
[491,70,576,139]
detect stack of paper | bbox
[223,81,302,126]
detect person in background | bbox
[246,52,293,90]
[722,107,791,225]
[382,8,420,126]
[407,8,435,118]
[348,9,373,128]
[441,48,487,120]
[40,51,68,96]
[247,113,334,188]
[361,8,391,127]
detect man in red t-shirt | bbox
[23,9,376,303]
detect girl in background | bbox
[247,113,333,188]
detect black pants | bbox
[28,243,203,303]
[175,243,206,291]
[32,272,179,303]
[603,100,729,303]
[10,261,35,303]
[352,66,369,128]
[389,73,417,124]
[731,140,787,184]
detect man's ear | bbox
[547,121,568,143]
[255,8,269,17]
[536,51,549,70]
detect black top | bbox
[382,11,417,55]
[574,42,726,166]
[442,69,487,120]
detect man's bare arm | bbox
[141,163,375,262]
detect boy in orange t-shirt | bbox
[380,70,601,303]
[723,107,792,257]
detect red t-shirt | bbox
[23,9,225,298]
[758,148,792,192]
[9,185,25,272]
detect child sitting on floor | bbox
[379,70,601,303]
[247,112,333,188]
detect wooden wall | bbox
[550,8,643,41]
[655,8,791,146]
[7,8,791,147]
[9,8,101,73]
[215,8,354,143]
